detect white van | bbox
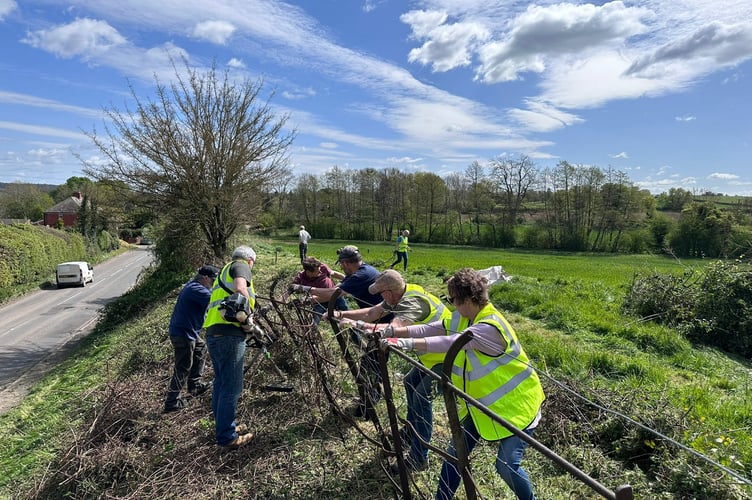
[56,261,94,288]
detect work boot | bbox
[220,433,254,450]
[235,424,251,435]
[163,398,187,413]
[189,381,211,397]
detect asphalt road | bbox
[0,246,155,412]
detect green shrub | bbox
[687,260,752,357]
[623,260,752,358]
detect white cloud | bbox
[708,172,739,180]
[319,142,338,149]
[476,2,652,83]
[0,91,105,119]
[507,100,584,132]
[362,0,383,13]
[0,0,17,21]
[0,120,88,140]
[192,20,236,44]
[22,18,127,59]
[626,21,752,77]
[227,58,245,68]
[610,152,629,159]
[386,156,423,164]
[402,10,488,72]
[282,87,315,100]
[675,115,696,121]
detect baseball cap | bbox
[336,245,360,262]
[197,265,219,279]
[368,269,405,294]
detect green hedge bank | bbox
[0,224,86,299]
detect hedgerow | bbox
[622,260,752,358]
[0,224,86,299]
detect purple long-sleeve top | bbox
[406,320,505,357]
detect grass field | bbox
[0,238,749,499]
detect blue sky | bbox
[1,0,751,195]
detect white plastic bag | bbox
[477,265,512,285]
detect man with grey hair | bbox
[203,245,257,449]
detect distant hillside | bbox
[0,182,59,192]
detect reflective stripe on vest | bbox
[203,260,256,329]
[451,303,545,440]
[400,283,451,367]
[450,312,521,381]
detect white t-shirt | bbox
[299,230,311,244]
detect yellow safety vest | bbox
[203,260,256,329]
[422,311,470,369]
[399,283,451,368]
[451,303,545,440]
[398,235,409,252]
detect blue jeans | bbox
[312,296,349,326]
[436,418,536,500]
[206,333,246,446]
[404,363,442,463]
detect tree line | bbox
[263,160,752,258]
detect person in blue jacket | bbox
[163,265,219,413]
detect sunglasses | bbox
[442,294,460,305]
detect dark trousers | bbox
[299,242,308,261]
[164,336,207,409]
[390,251,408,271]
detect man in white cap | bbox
[203,245,257,449]
[298,225,312,262]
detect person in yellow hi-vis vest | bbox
[335,269,451,471]
[382,268,545,500]
[203,245,257,450]
[389,229,410,271]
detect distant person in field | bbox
[390,229,410,271]
[382,268,545,500]
[336,269,451,473]
[288,256,348,325]
[298,225,311,262]
[163,265,218,413]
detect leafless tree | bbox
[489,154,537,227]
[82,61,295,264]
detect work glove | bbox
[240,316,254,332]
[288,284,312,293]
[376,325,394,339]
[380,337,414,351]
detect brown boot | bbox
[220,433,254,450]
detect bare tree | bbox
[82,61,295,264]
[489,154,537,227]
